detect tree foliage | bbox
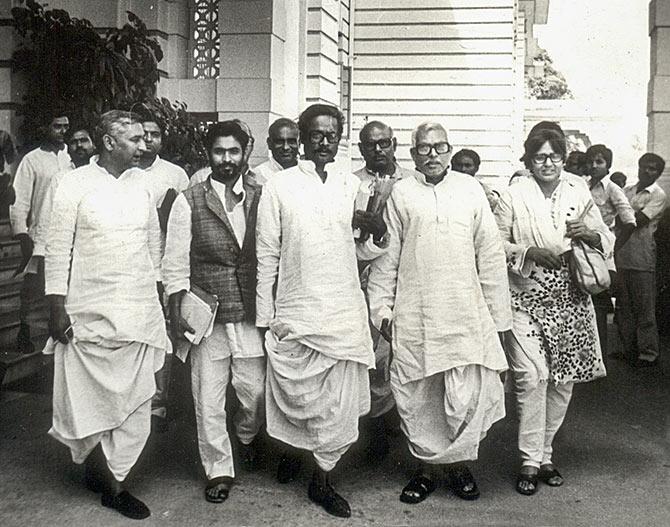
[11,0,206,172]
[526,49,573,100]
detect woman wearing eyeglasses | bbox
[494,126,610,496]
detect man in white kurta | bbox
[367,122,511,504]
[353,120,414,462]
[253,117,300,182]
[11,112,72,353]
[138,115,190,431]
[44,111,168,520]
[256,104,385,519]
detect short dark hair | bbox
[639,152,666,173]
[528,121,565,138]
[135,107,165,133]
[298,104,344,143]
[44,106,69,126]
[268,117,298,139]
[585,144,613,169]
[359,120,393,142]
[522,128,567,169]
[204,120,249,153]
[65,123,92,141]
[610,171,627,183]
[452,149,481,169]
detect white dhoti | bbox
[264,331,370,472]
[506,332,574,468]
[46,338,164,481]
[369,331,395,418]
[189,321,266,480]
[391,363,505,465]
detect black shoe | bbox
[150,415,168,434]
[447,465,480,501]
[308,480,351,518]
[102,490,151,520]
[277,453,302,484]
[16,323,35,354]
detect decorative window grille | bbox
[192,0,220,79]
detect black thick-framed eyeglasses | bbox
[415,142,451,156]
[360,138,393,152]
[531,153,564,165]
[308,131,340,144]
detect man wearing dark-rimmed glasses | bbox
[367,121,510,506]
[353,120,413,463]
[256,103,387,518]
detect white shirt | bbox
[45,158,167,350]
[367,170,512,384]
[10,146,72,237]
[255,160,375,366]
[589,174,636,228]
[142,155,189,206]
[253,157,284,184]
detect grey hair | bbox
[94,110,142,150]
[411,121,448,146]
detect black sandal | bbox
[205,476,233,503]
[447,466,480,501]
[538,467,564,487]
[399,474,436,504]
[516,472,538,496]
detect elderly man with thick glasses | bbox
[367,121,511,505]
[253,117,300,182]
[256,103,387,518]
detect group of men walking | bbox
[7,101,666,521]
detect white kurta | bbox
[143,155,189,206]
[44,158,168,440]
[32,169,69,257]
[255,160,376,365]
[256,160,376,469]
[10,146,72,237]
[252,157,283,184]
[367,170,512,385]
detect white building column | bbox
[648,0,670,190]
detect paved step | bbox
[0,257,23,282]
[0,239,21,260]
[0,348,51,386]
[0,219,11,239]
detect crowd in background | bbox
[0,103,667,520]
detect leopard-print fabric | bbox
[510,261,606,384]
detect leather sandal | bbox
[308,480,351,518]
[447,466,480,501]
[205,476,233,503]
[399,474,437,504]
[538,466,564,487]
[516,472,538,496]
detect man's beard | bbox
[212,162,241,181]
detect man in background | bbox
[253,118,300,183]
[11,110,72,353]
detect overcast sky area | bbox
[534,0,650,175]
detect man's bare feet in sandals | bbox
[516,465,539,496]
[538,464,564,486]
[205,476,234,503]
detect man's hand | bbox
[353,210,387,241]
[380,318,392,343]
[168,290,195,342]
[15,233,33,261]
[526,247,561,270]
[48,295,72,344]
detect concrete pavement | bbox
[0,330,669,526]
